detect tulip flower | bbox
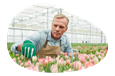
[32,56,37,62]
[50,64,58,73]
[78,54,86,63]
[13,58,16,62]
[65,55,68,60]
[74,61,82,70]
[93,56,98,64]
[100,50,104,53]
[69,53,72,58]
[64,52,67,56]
[24,60,31,67]
[17,57,20,60]
[85,61,92,68]
[60,51,63,55]
[20,62,24,67]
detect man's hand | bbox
[21,40,36,59]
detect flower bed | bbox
[8,45,108,73]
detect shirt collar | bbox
[47,29,63,42]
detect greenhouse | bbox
[7,4,107,44]
[7,4,108,73]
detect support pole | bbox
[47,8,48,29]
[101,31,102,44]
[13,18,15,42]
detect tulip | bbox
[96,52,100,56]
[24,60,31,67]
[64,52,67,56]
[13,58,16,62]
[65,55,68,60]
[101,53,104,58]
[85,61,92,68]
[20,62,24,67]
[100,50,104,53]
[74,61,82,70]
[93,56,98,64]
[66,59,70,65]
[78,54,86,63]
[60,51,63,55]
[32,56,37,62]
[16,54,19,56]
[69,53,72,58]
[50,64,58,73]
[19,60,22,64]
[49,58,54,63]
[17,57,20,60]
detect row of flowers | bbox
[9,45,107,73]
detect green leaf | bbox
[46,63,51,73]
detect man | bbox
[11,13,74,59]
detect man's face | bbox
[51,17,68,40]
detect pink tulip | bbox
[69,53,72,58]
[66,59,70,65]
[78,54,86,63]
[64,52,67,56]
[20,62,24,67]
[50,64,58,73]
[89,59,93,63]
[57,60,63,66]
[19,60,21,64]
[93,56,98,64]
[13,58,16,62]
[60,51,63,55]
[74,61,82,70]
[65,55,68,60]
[38,58,45,66]
[101,53,104,58]
[24,60,31,67]
[96,52,100,56]
[85,61,92,68]
[89,54,94,59]
[36,62,39,66]
[16,54,19,56]
[100,50,104,53]
[83,54,88,59]
[49,58,54,63]
[17,57,20,60]
[56,57,59,62]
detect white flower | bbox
[32,56,37,62]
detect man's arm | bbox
[65,39,74,59]
[16,43,23,52]
[11,31,41,54]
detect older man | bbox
[11,13,74,59]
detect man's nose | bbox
[56,26,60,31]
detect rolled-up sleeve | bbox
[11,41,23,54]
[11,31,41,54]
[65,38,74,59]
